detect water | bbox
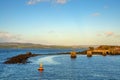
[0,48,120,80]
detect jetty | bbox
[4,52,38,64]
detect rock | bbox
[70,51,77,58]
[87,50,92,57]
[102,52,107,56]
[4,52,38,64]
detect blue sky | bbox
[0,0,120,45]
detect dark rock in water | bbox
[87,50,92,57]
[70,51,77,58]
[87,54,92,57]
[71,56,76,58]
[4,52,39,64]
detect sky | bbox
[0,0,120,45]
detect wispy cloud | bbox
[27,0,68,5]
[96,31,120,38]
[0,32,21,42]
[55,0,68,4]
[92,12,101,17]
[27,0,49,5]
[105,32,114,37]
[104,5,109,9]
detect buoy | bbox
[38,63,44,72]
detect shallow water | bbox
[0,49,120,80]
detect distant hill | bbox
[0,42,92,49]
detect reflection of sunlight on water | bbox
[30,56,60,65]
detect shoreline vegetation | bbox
[3,45,120,64]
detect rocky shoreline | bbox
[4,52,39,64]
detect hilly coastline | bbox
[0,42,96,49]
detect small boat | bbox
[38,63,44,72]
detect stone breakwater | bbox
[4,52,39,64]
[3,52,70,64]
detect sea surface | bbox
[0,48,120,80]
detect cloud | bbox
[27,0,68,5]
[27,0,48,5]
[0,32,21,42]
[96,31,114,37]
[55,0,68,4]
[104,5,109,9]
[105,32,114,37]
[97,31,120,38]
[92,12,101,16]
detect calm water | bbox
[0,48,120,80]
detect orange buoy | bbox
[38,63,44,72]
[38,67,44,71]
